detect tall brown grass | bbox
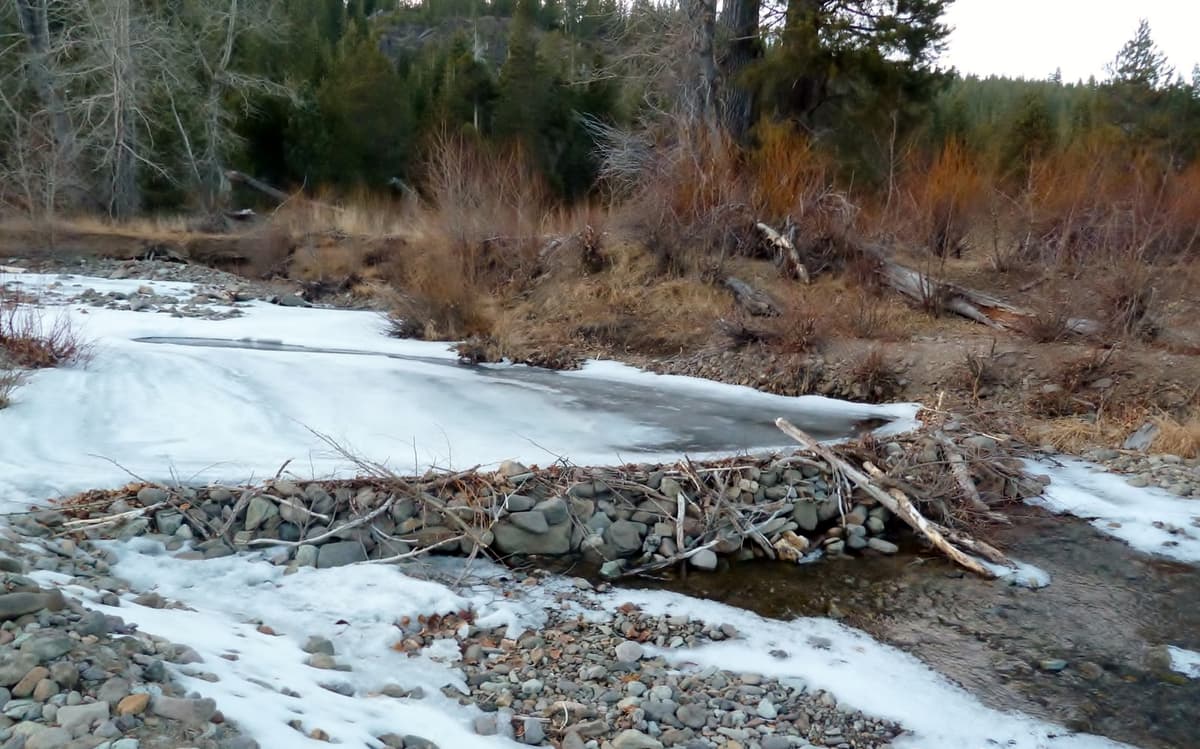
[0,290,91,369]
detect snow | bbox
[606,589,1134,749]
[980,558,1052,589]
[1023,457,1200,563]
[0,273,918,509]
[34,544,538,749]
[1168,646,1200,679]
[24,541,1132,749]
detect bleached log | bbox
[756,222,810,283]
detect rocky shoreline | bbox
[0,526,254,749]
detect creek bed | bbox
[629,509,1200,749]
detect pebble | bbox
[615,641,645,662]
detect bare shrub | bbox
[1027,349,1122,418]
[901,140,985,258]
[0,297,92,369]
[848,346,901,402]
[0,368,27,408]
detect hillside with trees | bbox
[3,1,1200,454]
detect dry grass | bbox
[1151,410,1200,458]
[901,140,985,258]
[1024,416,1132,454]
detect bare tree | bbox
[169,0,292,212]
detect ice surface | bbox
[1023,457,1200,563]
[0,273,917,508]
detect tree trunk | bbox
[683,0,719,127]
[719,0,760,139]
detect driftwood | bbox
[756,222,810,283]
[722,276,780,317]
[934,433,1008,523]
[775,418,1014,579]
[866,248,1101,335]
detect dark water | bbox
[135,336,894,452]
[630,510,1200,749]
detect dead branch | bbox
[757,222,810,283]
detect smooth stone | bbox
[507,511,549,535]
[150,695,216,724]
[316,541,367,569]
[611,729,663,749]
[689,550,718,571]
[0,591,65,622]
[492,522,571,556]
[867,538,899,554]
[614,641,644,663]
[533,497,569,525]
[56,701,110,734]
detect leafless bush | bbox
[0,297,92,369]
[0,368,27,408]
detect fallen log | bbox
[225,170,291,204]
[775,418,1014,578]
[756,222,810,283]
[866,247,1101,335]
[722,276,781,317]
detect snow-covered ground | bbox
[0,273,917,507]
[1023,457,1200,564]
[5,271,1187,749]
[1168,646,1200,679]
[34,545,1134,749]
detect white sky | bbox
[943,0,1200,83]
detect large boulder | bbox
[492,521,571,556]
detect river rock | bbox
[689,549,718,571]
[508,511,550,534]
[534,497,569,525]
[604,521,646,557]
[492,522,571,556]
[151,695,216,724]
[57,701,110,735]
[316,541,367,568]
[614,641,644,663]
[867,538,899,554]
[0,590,65,622]
[25,726,72,749]
[792,501,819,531]
[611,729,663,749]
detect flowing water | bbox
[632,510,1200,749]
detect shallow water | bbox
[632,510,1200,749]
[135,336,892,451]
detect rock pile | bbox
[48,455,917,580]
[402,593,904,748]
[46,427,1043,581]
[1083,449,1200,498]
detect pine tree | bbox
[1106,19,1173,89]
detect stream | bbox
[631,509,1200,749]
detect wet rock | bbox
[604,521,646,557]
[867,538,899,554]
[689,550,718,571]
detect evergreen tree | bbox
[1106,19,1173,89]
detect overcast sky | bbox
[943,0,1200,83]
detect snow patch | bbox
[1023,457,1200,563]
[1168,646,1200,679]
